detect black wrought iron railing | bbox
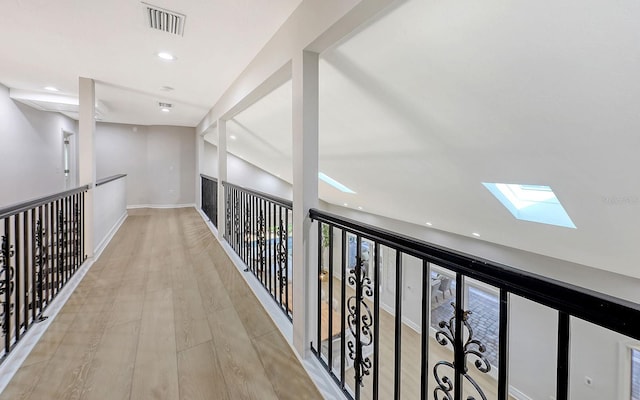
[310,208,640,400]
[223,182,293,320]
[0,185,89,363]
[201,174,218,228]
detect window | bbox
[482,182,576,228]
[63,138,70,177]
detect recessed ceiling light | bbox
[229,135,237,140]
[44,86,59,92]
[343,203,348,207]
[161,108,170,113]
[426,222,432,226]
[357,206,363,210]
[157,52,176,61]
[472,232,481,237]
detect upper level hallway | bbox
[0,207,321,400]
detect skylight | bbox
[319,172,355,193]
[482,183,576,229]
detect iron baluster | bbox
[433,303,492,400]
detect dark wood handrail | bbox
[310,208,640,341]
[96,174,127,187]
[0,185,90,220]
[223,181,292,209]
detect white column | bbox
[78,77,96,258]
[292,50,319,356]
[196,131,204,209]
[217,120,227,241]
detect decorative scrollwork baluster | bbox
[257,208,266,272]
[225,191,232,240]
[58,210,65,280]
[34,219,47,310]
[275,218,287,296]
[0,235,15,335]
[346,255,374,387]
[233,196,240,245]
[433,303,491,400]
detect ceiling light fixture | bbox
[472,232,481,237]
[161,108,170,113]
[229,135,237,140]
[44,86,59,92]
[358,206,363,210]
[343,203,348,207]
[426,222,432,226]
[157,52,176,61]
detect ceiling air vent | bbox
[143,2,185,36]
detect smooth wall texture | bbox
[202,140,292,200]
[0,84,78,206]
[94,176,127,253]
[96,123,196,206]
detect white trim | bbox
[94,211,127,258]
[196,209,347,400]
[509,386,533,400]
[127,203,196,209]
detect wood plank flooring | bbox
[0,208,321,400]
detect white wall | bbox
[0,84,78,207]
[96,122,196,207]
[202,140,292,200]
[93,176,127,254]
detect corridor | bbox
[0,208,320,400]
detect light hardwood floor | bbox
[0,208,321,400]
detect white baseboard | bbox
[94,211,127,259]
[127,203,196,209]
[380,302,422,334]
[509,386,533,400]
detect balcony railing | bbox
[201,174,218,228]
[222,182,293,320]
[0,185,88,363]
[309,208,640,400]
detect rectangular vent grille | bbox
[143,3,185,36]
[158,102,172,108]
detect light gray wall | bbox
[0,84,78,207]
[202,140,292,200]
[96,123,195,206]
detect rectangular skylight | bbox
[483,183,576,228]
[319,172,355,193]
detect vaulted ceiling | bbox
[2,0,639,278]
[211,0,640,279]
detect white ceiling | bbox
[0,0,302,126]
[206,0,640,278]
